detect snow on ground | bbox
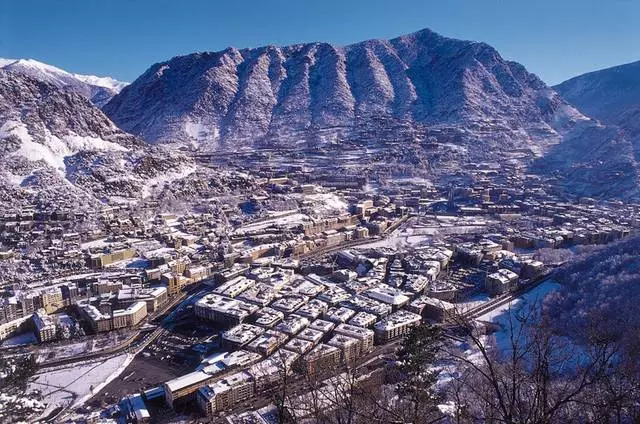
[234,212,309,234]
[28,353,133,416]
[140,165,197,198]
[475,280,561,352]
[35,333,135,364]
[79,237,112,250]
[456,293,492,313]
[64,134,127,152]
[71,354,134,408]
[1,120,127,173]
[5,171,28,186]
[305,193,349,213]
[185,120,219,148]
[356,223,430,249]
[0,392,45,421]
[36,341,89,363]
[436,281,561,393]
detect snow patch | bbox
[28,353,133,414]
[305,193,349,212]
[475,280,561,352]
[1,120,128,173]
[140,166,197,198]
[184,121,219,148]
[73,73,128,92]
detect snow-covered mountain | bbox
[4,29,638,201]
[0,58,128,107]
[103,28,585,151]
[0,69,192,209]
[541,60,640,198]
[554,60,640,149]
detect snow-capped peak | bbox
[72,73,129,92]
[0,58,17,67]
[0,57,128,107]
[4,58,69,75]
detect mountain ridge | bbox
[103,28,583,151]
[0,58,128,107]
[554,60,640,149]
[4,29,638,200]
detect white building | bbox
[374,310,422,343]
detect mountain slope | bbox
[554,60,640,150]
[0,70,191,209]
[103,28,584,151]
[0,58,128,107]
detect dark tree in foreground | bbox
[0,354,37,391]
[394,322,444,424]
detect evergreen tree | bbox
[395,323,444,424]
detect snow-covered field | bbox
[1,120,128,173]
[36,341,89,363]
[35,332,135,363]
[475,280,561,352]
[28,353,133,417]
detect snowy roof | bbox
[165,363,224,392]
[334,323,374,340]
[375,310,422,331]
[223,323,265,345]
[365,285,410,306]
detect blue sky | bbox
[1,0,639,85]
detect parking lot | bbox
[88,311,224,411]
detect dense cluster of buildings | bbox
[3,155,640,424]
[159,242,462,417]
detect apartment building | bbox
[222,323,265,349]
[246,329,289,356]
[253,307,285,328]
[194,294,259,325]
[486,268,519,296]
[334,323,374,355]
[111,301,147,329]
[32,309,57,342]
[327,334,361,364]
[41,288,64,314]
[197,371,255,417]
[303,343,341,376]
[374,310,422,343]
[89,247,136,268]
